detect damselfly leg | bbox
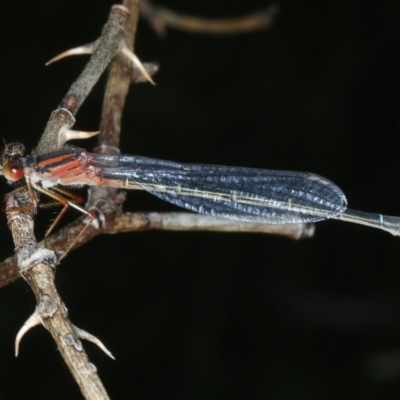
[31,182,96,257]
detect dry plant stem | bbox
[35,5,129,155]
[87,0,141,219]
[0,212,313,289]
[110,213,315,239]
[1,6,133,400]
[100,0,139,148]
[43,213,315,250]
[140,0,279,35]
[5,192,110,399]
[5,3,139,397]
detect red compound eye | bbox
[3,161,24,182]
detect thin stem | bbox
[140,0,279,36]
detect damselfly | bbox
[2,142,399,255]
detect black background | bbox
[1,0,400,399]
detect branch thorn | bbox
[15,309,42,357]
[121,44,156,85]
[74,325,115,360]
[46,44,94,66]
[58,125,100,148]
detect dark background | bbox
[1,0,400,399]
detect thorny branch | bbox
[3,4,134,399]
[0,1,290,289]
[0,1,291,398]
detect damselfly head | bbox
[1,142,25,182]
[4,142,25,159]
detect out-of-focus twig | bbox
[140,0,280,36]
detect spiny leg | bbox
[32,183,96,258]
[38,185,85,212]
[48,185,85,204]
